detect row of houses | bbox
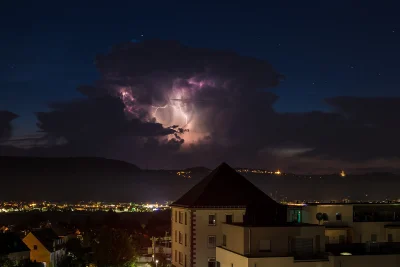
[171,162,400,267]
[0,228,66,267]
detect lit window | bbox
[208,235,216,248]
[209,214,216,225]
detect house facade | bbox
[23,228,66,267]
[216,221,400,267]
[289,203,400,244]
[171,163,286,267]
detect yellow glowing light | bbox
[275,170,281,175]
[340,170,346,177]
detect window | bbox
[179,232,183,244]
[339,235,345,244]
[208,235,216,248]
[371,234,377,242]
[175,230,177,242]
[209,214,216,225]
[175,210,177,222]
[222,234,227,246]
[336,213,342,221]
[174,250,177,262]
[33,245,37,250]
[325,236,330,244]
[388,234,393,242]
[179,211,183,224]
[185,233,187,246]
[225,214,233,224]
[208,258,216,267]
[185,212,187,225]
[179,252,183,264]
[184,254,187,267]
[259,240,271,252]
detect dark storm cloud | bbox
[0,111,18,140]
[301,96,400,161]
[36,96,175,143]
[3,40,400,172]
[16,39,283,168]
[326,96,400,127]
[91,39,282,107]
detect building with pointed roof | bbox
[22,228,66,267]
[170,162,286,267]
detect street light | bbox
[155,259,159,267]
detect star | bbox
[141,34,144,37]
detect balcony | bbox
[326,242,400,255]
[292,252,330,262]
[323,221,350,229]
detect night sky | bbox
[1,1,400,172]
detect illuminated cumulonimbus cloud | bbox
[92,39,282,145]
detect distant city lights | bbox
[0,201,171,213]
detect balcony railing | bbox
[326,242,400,255]
[292,252,330,262]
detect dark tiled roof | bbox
[172,162,279,208]
[0,232,30,255]
[31,228,60,251]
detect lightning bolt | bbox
[152,101,189,127]
[177,105,188,126]
[151,104,168,117]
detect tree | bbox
[0,257,18,267]
[316,212,323,225]
[93,227,138,267]
[0,257,40,267]
[154,252,168,267]
[66,238,83,256]
[104,209,120,228]
[316,212,329,225]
